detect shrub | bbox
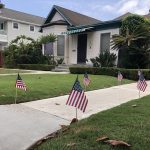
[90,51,117,67]
[17,64,55,71]
[69,66,150,81]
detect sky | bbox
[1,0,150,21]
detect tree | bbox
[112,15,150,68]
[39,34,57,65]
[4,35,45,67]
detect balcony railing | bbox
[0,30,7,43]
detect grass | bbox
[35,95,150,150]
[0,74,132,105]
[0,68,31,74]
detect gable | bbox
[51,12,65,22]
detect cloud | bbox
[103,0,150,16]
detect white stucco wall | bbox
[51,12,64,22]
[42,25,68,63]
[68,28,120,64]
[6,21,42,44]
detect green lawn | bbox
[0,68,31,74]
[35,95,150,150]
[0,74,132,105]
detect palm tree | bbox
[111,17,150,68]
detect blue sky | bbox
[2,0,150,20]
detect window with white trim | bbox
[13,22,19,29]
[0,23,4,30]
[30,25,34,32]
[100,33,111,52]
[57,35,65,56]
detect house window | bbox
[100,33,110,52]
[13,22,19,29]
[30,25,34,32]
[44,42,53,55]
[57,35,64,56]
[0,23,4,30]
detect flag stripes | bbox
[66,77,88,113]
[137,71,147,92]
[16,74,27,91]
[83,72,91,86]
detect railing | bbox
[0,30,7,35]
[0,30,7,43]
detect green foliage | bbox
[39,34,57,44]
[69,66,150,80]
[0,74,131,104]
[36,95,150,150]
[90,51,117,67]
[3,35,46,67]
[121,15,145,36]
[112,15,150,68]
[17,64,55,71]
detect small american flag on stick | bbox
[137,71,147,92]
[83,72,91,87]
[117,71,123,81]
[66,76,88,113]
[15,73,27,91]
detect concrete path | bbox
[0,70,69,76]
[23,81,150,120]
[0,82,150,150]
[0,105,69,150]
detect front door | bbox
[77,34,87,64]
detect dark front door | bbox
[77,34,87,63]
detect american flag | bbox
[15,73,27,91]
[117,71,123,81]
[83,72,91,86]
[66,77,88,113]
[137,71,147,92]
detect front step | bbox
[52,65,70,72]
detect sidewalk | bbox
[0,82,149,150]
[22,81,150,120]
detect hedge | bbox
[17,64,55,71]
[69,66,150,81]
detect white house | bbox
[0,5,149,66]
[41,5,150,65]
[0,7,44,50]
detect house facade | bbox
[0,5,149,66]
[0,7,44,50]
[41,5,122,65]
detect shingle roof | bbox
[144,13,150,19]
[113,12,133,20]
[0,8,45,25]
[44,5,101,27]
[113,12,150,21]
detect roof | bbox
[43,5,101,27]
[144,13,150,19]
[113,12,150,21]
[113,12,133,20]
[0,8,45,25]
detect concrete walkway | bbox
[0,82,150,150]
[0,70,69,76]
[23,81,150,120]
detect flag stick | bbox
[139,90,141,99]
[76,107,78,119]
[15,88,18,104]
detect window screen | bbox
[100,33,110,52]
[57,35,64,56]
[44,42,53,55]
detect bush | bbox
[17,64,55,71]
[90,51,117,67]
[69,66,150,80]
